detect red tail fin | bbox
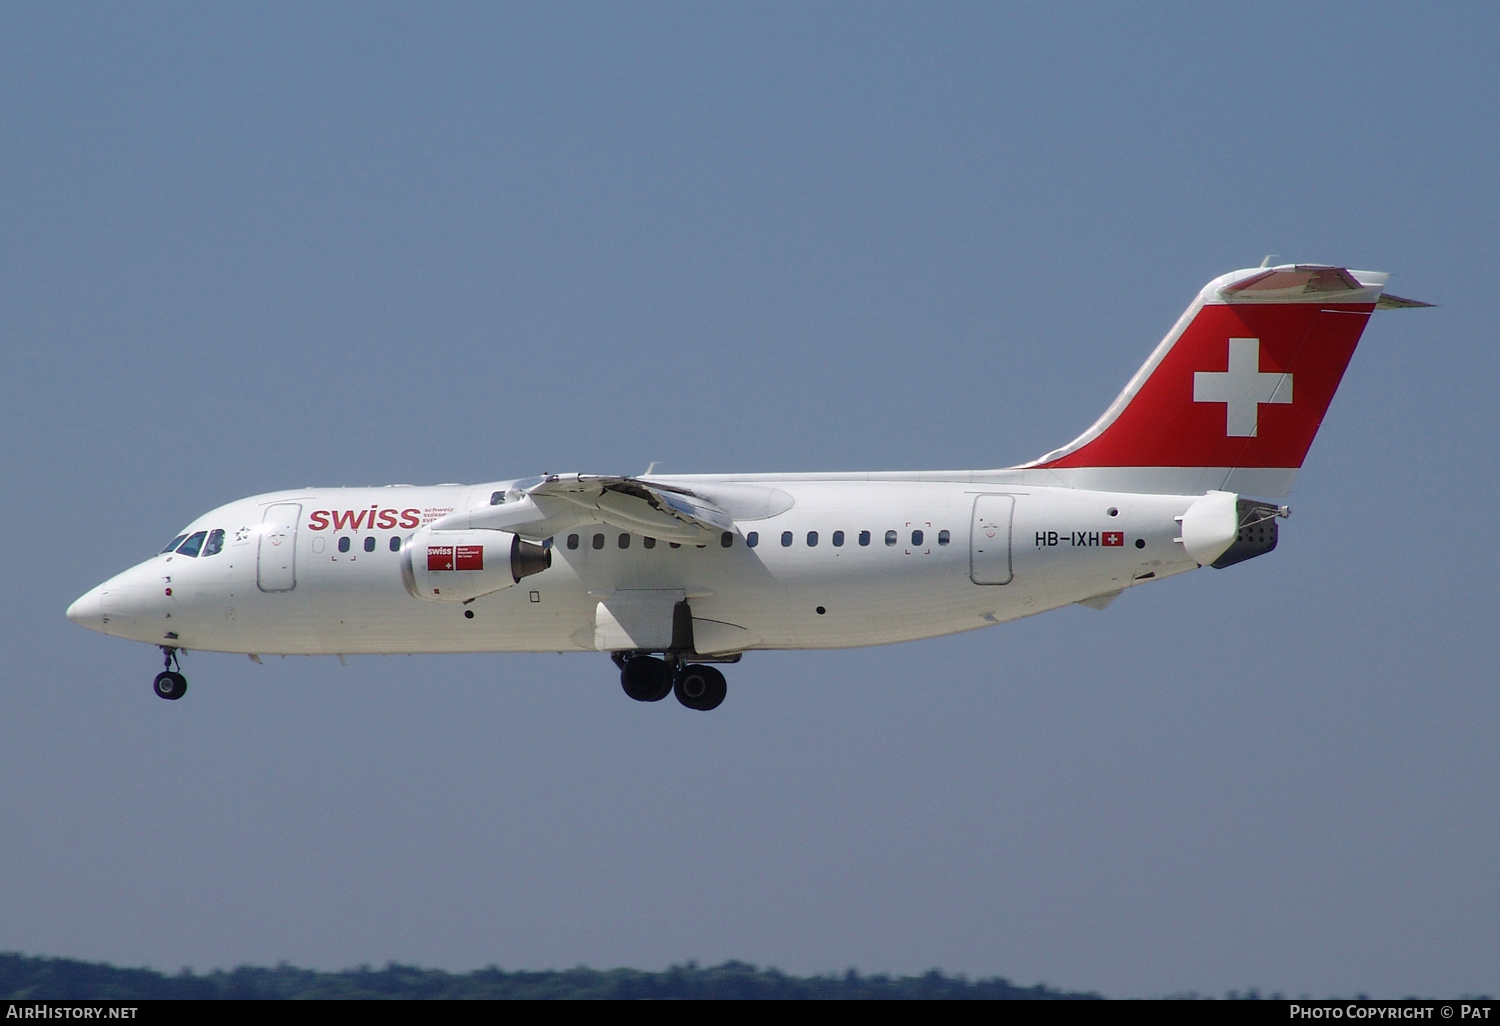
[1024,266,1392,497]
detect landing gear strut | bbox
[154,646,187,701]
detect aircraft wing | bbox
[532,475,735,537]
[428,474,735,544]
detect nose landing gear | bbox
[154,647,187,701]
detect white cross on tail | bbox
[1193,337,1292,437]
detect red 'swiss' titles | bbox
[307,508,422,531]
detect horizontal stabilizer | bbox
[1375,292,1435,309]
[1218,265,1371,299]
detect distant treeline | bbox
[0,953,1098,1000]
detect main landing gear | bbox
[153,646,187,701]
[615,654,728,711]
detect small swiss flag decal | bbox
[1102,532,1124,547]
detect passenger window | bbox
[806,531,818,547]
[781,531,793,547]
[884,530,897,546]
[364,536,376,552]
[389,537,401,552]
[202,529,226,557]
[643,537,656,549]
[592,533,605,550]
[938,529,950,545]
[566,534,580,550]
[832,530,844,547]
[338,537,351,553]
[618,533,630,549]
[669,542,681,549]
[721,532,733,548]
[912,530,924,546]
[746,531,759,548]
[160,534,189,554]
[859,531,871,546]
[176,531,207,557]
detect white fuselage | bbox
[65,263,1409,710]
[69,473,1206,658]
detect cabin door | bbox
[257,503,301,593]
[969,495,1014,585]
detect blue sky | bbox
[2,3,1496,998]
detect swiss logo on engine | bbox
[426,545,484,571]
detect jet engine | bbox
[402,529,551,602]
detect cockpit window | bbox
[202,529,226,557]
[160,534,189,554]
[176,531,208,557]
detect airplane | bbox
[66,264,1428,710]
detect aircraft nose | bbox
[66,585,106,632]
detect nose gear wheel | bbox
[154,646,187,700]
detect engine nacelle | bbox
[402,529,552,603]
